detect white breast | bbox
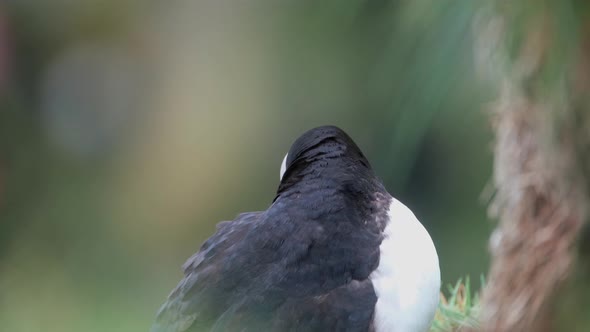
[370,198,441,332]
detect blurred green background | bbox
[0,1,495,331]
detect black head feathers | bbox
[284,126,370,170]
[277,126,374,195]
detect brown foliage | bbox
[474,7,589,331]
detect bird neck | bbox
[275,163,389,229]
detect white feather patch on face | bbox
[279,153,288,181]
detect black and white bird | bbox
[151,126,440,332]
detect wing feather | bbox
[151,202,382,332]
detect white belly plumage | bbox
[370,198,441,332]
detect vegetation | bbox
[431,277,482,332]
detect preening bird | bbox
[151,126,440,332]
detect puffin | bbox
[151,125,440,332]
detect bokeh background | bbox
[0,1,496,331]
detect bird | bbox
[151,125,440,332]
